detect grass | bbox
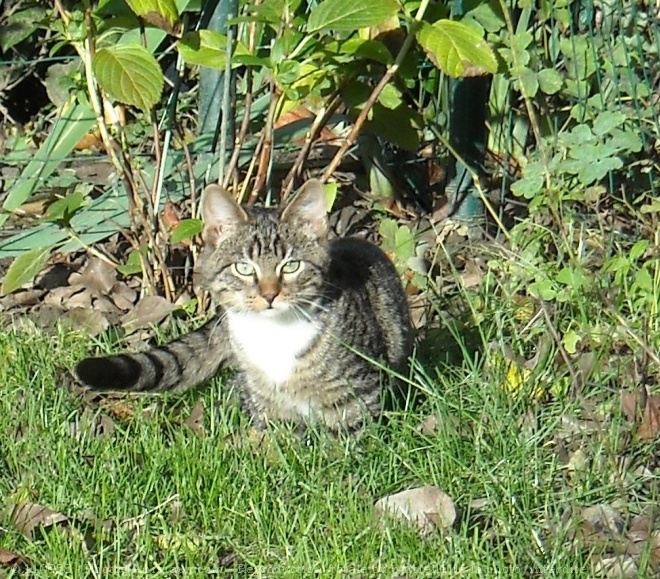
[3,300,656,579]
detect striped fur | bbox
[73,180,413,433]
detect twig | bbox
[250,84,278,205]
[280,91,343,201]
[539,301,580,390]
[223,72,253,190]
[320,0,430,183]
[238,131,265,204]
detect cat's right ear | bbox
[202,184,248,247]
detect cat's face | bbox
[198,180,330,317]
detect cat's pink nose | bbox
[261,289,279,305]
[259,279,280,306]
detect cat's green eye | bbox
[233,262,255,276]
[280,260,301,275]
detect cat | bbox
[73,179,413,433]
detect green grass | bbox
[0,314,656,578]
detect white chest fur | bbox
[226,309,320,385]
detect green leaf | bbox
[124,0,180,33]
[562,329,580,355]
[608,128,643,153]
[510,176,544,199]
[0,100,96,227]
[378,84,402,109]
[92,44,164,112]
[465,1,505,33]
[45,191,88,225]
[116,249,143,276]
[528,279,557,301]
[515,66,538,98]
[578,156,622,185]
[171,218,203,244]
[537,68,562,94]
[1,246,53,295]
[178,30,227,69]
[276,59,301,85]
[365,103,421,152]
[378,218,399,252]
[308,0,399,32]
[416,20,497,78]
[593,111,625,136]
[340,39,393,65]
[629,240,649,261]
[634,267,653,293]
[394,225,415,263]
[0,7,47,52]
[323,182,338,212]
[250,0,304,23]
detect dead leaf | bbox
[69,408,115,439]
[0,547,29,568]
[273,106,336,143]
[7,502,69,538]
[78,255,116,296]
[111,282,138,311]
[416,413,459,436]
[162,201,181,231]
[120,295,175,333]
[183,400,205,436]
[43,285,84,308]
[593,556,638,579]
[581,504,625,537]
[63,307,109,336]
[621,390,660,440]
[374,485,457,534]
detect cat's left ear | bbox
[281,179,328,238]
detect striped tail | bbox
[73,320,228,393]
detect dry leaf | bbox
[580,504,625,537]
[162,201,181,231]
[8,502,69,538]
[0,547,29,568]
[120,295,175,333]
[593,556,638,579]
[416,413,459,437]
[111,283,138,311]
[63,307,109,336]
[273,106,336,143]
[621,390,660,440]
[79,256,116,296]
[374,485,457,534]
[183,400,205,436]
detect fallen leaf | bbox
[374,485,456,534]
[120,295,175,333]
[111,282,138,311]
[183,400,205,436]
[7,502,69,538]
[581,504,624,537]
[621,390,660,440]
[416,413,459,437]
[0,547,29,568]
[63,307,109,336]
[78,255,116,296]
[593,556,638,579]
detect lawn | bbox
[2,297,657,578]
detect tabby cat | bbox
[74,179,413,433]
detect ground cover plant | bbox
[1,0,660,576]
